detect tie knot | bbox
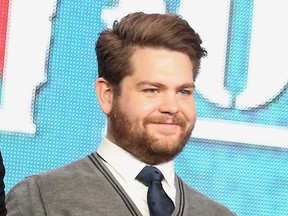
[136,166,164,186]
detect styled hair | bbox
[96,12,207,90]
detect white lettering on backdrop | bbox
[0,0,57,134]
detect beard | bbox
[107,98,194,165]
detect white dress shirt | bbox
[97,137,176,216]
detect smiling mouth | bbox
[150,123,180,135]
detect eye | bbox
[144,88,159,94]
[178,89,192,96]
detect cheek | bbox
[120,99,157,121]
[181,101,196,122]
[141,102,159,111]
[125,97,158,114]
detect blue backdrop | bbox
[1,1,287,215]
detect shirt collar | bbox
[97,137,175,187]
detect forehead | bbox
[128,47,194,83]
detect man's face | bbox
[107,47,196,165]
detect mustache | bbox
[143,115,186,127]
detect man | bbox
[6,12,236,215]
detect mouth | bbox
[154,120,177,123]
[149,122,180,135]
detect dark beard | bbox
[107,99,193,165]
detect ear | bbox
[95,77,113,115]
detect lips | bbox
[149,122,181,136]
[154,122,179,128]
[151,121,178,125]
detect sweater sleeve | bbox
[0,152,7,216]
[6,176,47,216]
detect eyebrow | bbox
[136,81,195,89]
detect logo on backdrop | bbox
[0,0,9,77]
[1,0,287,147]
[0,0,57,134]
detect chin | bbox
[152,141,180,153]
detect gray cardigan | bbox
[6,153,236,216]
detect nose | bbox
[158,92,179,114]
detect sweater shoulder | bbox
[178,178,237,216]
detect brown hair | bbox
[96,12,206,91]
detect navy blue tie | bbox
[136,166,175,216]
